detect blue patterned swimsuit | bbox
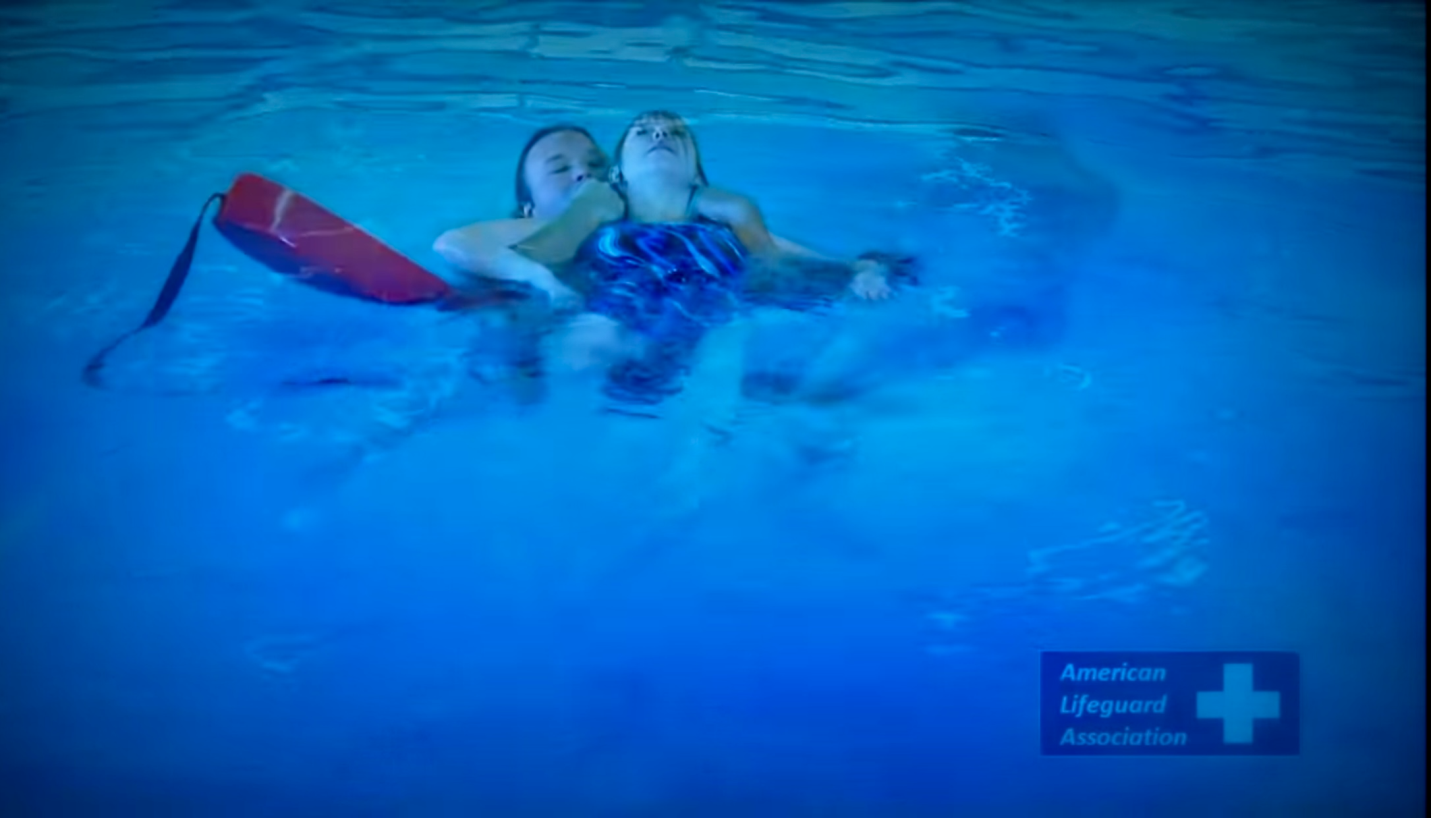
[576,219,749,406]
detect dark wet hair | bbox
[612,110,709,188]
[512,124,601,218]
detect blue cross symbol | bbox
[1197,663,1281,743]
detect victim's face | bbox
[617,114,700,188]
[523,130,609,218]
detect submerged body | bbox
[581,219,749,339]
[572,218,920,406]
[575,218,749,404]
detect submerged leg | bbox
[742,277,1065,407]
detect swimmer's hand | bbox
[535,275,583,314]
[849,258,894,301]
[513,180,625,269]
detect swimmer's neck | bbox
[622,183,692,223]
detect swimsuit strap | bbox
[684,185,702,220]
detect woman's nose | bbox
[650,126,669,141]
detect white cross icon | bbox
[1197,663,1281,743]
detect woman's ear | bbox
[608,166,624,186]
[521,203,534,218]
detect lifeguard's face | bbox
[522,130,608,218]
[616,114,700,188]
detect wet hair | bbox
[611,110,709,188]
[512,124,601,218]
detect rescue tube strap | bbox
[82,192,225,389]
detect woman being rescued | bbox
[435,111,914,407]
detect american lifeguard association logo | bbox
[1040,651,1299,755]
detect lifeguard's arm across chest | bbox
[510,196,614,268]
[433,218,566,290]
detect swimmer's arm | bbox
[770,234,834,261]
[695,185,863,270]
[433,219,571,295]
[511,182,625,268]
[692,188,779,255]
[769,234,896,299]
[744,234,900,302]
[434,219,538,278]
[693,190,830,259]
[510,206,606,269]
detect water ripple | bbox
[0,0,1420,184]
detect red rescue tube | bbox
[83,172,515,390]
[214,173,455,305]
